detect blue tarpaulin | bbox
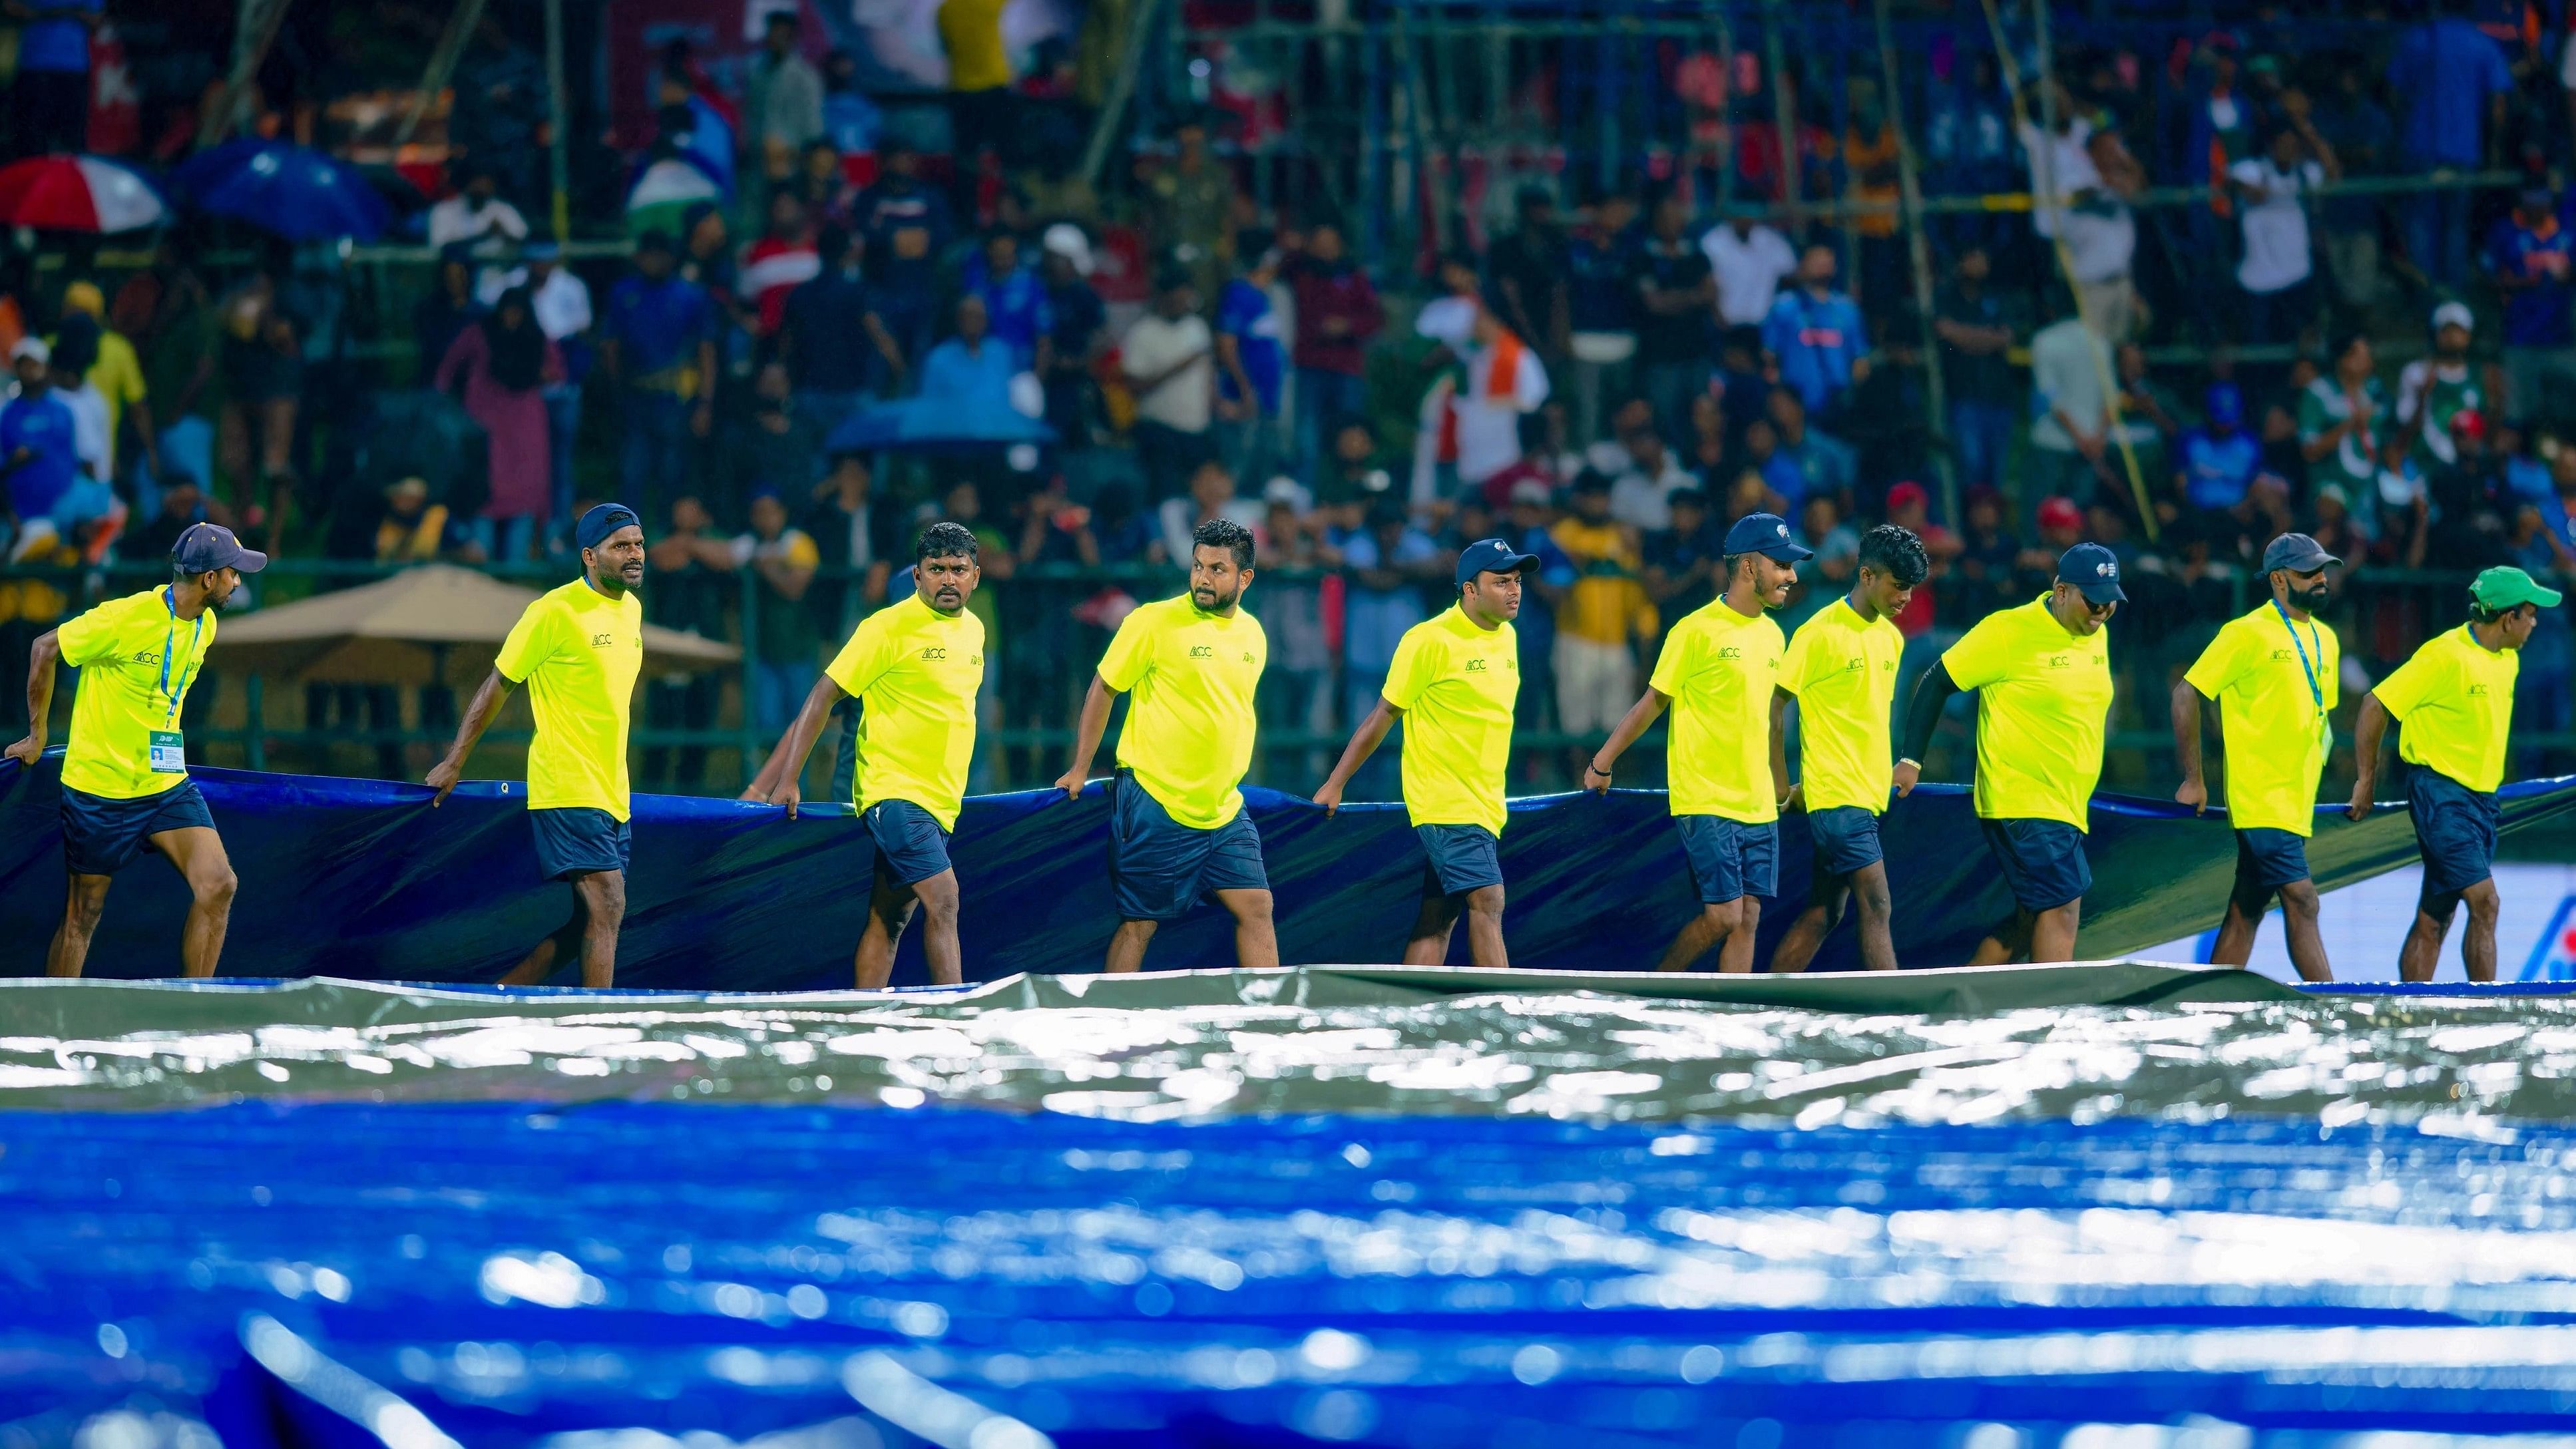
[5,755,2570,986]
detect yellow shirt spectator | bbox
[937,0,1011,93]
[1098,594,1268,829]
[2372,624,2518,793]
[2183,604,2341,834]
[1780,596,1904,814]
[1939,594,2113,830]
[1549,514,1658,648]
[55,586,216,800]
[1651,597,1785,823]
[495,579,644,821]
[824,592,987,829]
[1383,604,1520,835]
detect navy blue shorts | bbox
[1676,815,1778,904]
[865,798,955,887]
[1416,823,1504,897]
[60,781,216,877]
[1806,805,1885,877]
[1109,771,1267,921]
[1980,817,2092,913]
[2234,827,2312,892]
[2409,764,2499,897]
[531,807,630,881]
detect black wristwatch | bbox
[1585,761,1610,779]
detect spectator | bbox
[415,245,483,391]
[2017,495,2089,596]
[800,448,896,640]
[1683,390,1731,484]
[849,142,953,373]
[600,230,717,516]
[1644,485,1725,618]
[1711,325,1769,441]
[2229,114,2336,348]
[1037,224,1107,439]
[435,286,563,561]
[744,11,825,202]
[1761,244,1869,421]
[8,0,97,158]
[2489,186,2576,425]
[2396,302,2491,474]
[1882,480,1958,640]
[742,190,822,339]
[2386,1,2511,287]
[2065,126,2147,344]
[1548,470,1656,753]
[1703,210,1798,330]
[1417,289,1549,505]
[1952,486,2020,627]
[371,475,467,564]
[0,338,80,562]
[1926,53,2016,254]
[2299,332,2387,504]
[479,240,592,544]
[920,293,1017,407]
[1215,232,1287,489]
[820,49,882,161]
[2312,57,2393,319]
[726,490,823,743]
[1489,185,1570,367]
[425,160,531,254]
[47,318,110,498]
[116,237,216,524]
[2028,288,2115,505]
[1781,491,1860,630]
[1606,397,1695,531]
[1333,498,1442,791]
[54,281,152,491]
[1564,186,1640,449]
[2177,381,2276,512]
[1156,459,1263,564]
[1143,114,1238,303]
[957,230,1047,371]
[1733,417,1803,513]
[1502,477,1575,744]
[642,495,732,791]
[1842,81,1906,307]
[1288,221,1383,487]
[1629,185,1716,444]
[1123,269,1217,501]
[2309,482,2368,575]
[1765,387,1857,515]
[2111,341,2182,509]
[1934,245,2022,495]
[730,360,823,504]
[779,226,874,454]
[1254,479,1337,779]
[214,265,302,550]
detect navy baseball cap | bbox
[2058,542,2127,604]
[171,522,266,575]
[1455,536,1538,585]
[576,503,642,551]
[2260,532,2340,574]
[1723,511,1815,562]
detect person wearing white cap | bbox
[1038,224,1108,438]
[2396,302,2487,469]
[1,336,84,563]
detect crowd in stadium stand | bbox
[3,0,2576,787]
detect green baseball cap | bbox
[2471,565,2565,611]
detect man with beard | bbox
[429,505,648,988]
[1587,513,1814,973]
[1315,538,1536,967]
[2173,534,2344,983]
[1056,517,1273,972]
[746,523,986,988]
[7,522,265,977]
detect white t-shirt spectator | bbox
[1123,313,1215,433]
[1608,455,1696,532]
[477,267,595,342]
[2230,156,2323,295]
[2057,200,2136,286]
[1702,222,1799,327]
[1450,336,1550,486]
[2028,316,2109,453]
[427,194,531,251]
[2018,117,2100,240]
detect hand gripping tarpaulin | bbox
[1,755,2571,987]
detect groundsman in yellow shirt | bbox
[7,522,266,978]
[429,504,647,988]
[1056,518,1275,974]
[2172,533,2344,983]
[2348,565,2561,982]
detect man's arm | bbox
[1214,331,1254,418]
[1769,686,1797,811]
[1053,673,1120,799]
[2347,691,2390,821]
[2171,678,2213,813]
[692,337,718,437]
[1893,662,1962,797]
[754,545,815,601]
[425,668,518,805]
[1315,698,1402,813]
[743,674,849,816]
[1584,688,1671,792]
[2,628,61,765]
[1126,343,1211,393]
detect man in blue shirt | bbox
[961,230,1051,371]
[849,142,953,375]
[2386,6,2510,286]
[1,337,80,560]
[1215,233,1287,489]
[2175,382,2276,511]
[9,0,97,157]
[600,231,716,518]
[1335,498,1442,797]
[1038,224,1107,440]
[2488,187,2576,425]
[917,294,1014,407]
[779,226,875,450]
[1761,245,1870,422]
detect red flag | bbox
[87,22,142,157]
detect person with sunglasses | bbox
[1897,542,2123,964]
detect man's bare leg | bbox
[2276,879,2331,983]
[2460,878,2501,983]
[1715,896,1762,974]
[2027,899,2082,964]
[1105,918,1158,974]
[571,870,625,988]
[44,874,111,978]
[1848,861,1897,972]
[1459,884,1508,967]
[1768,875,1847,975]
[2399,889,2459,983]
[154,826,238,978]
[1657,899,1741,973]
[1968,910,2034,966]
[1215,888,1278,968]
[909,869,963,986]
[1403,892,1464,965]
[855,873,919,988]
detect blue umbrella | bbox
[826,395,1057,455]
[171,140,393,242]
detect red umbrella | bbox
[0,154,169,234]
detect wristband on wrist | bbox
[1896,757,1922,770]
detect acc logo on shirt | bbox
[923,646,949,660]
[2046,654,2073,669]
[2272,648,2294,662]
[1189,644,1214,658]
[2468,683,2490,696]
[1718,646,1743,660]
[1464,658,1488,672]
[592,632,614,648]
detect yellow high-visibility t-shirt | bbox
[2372,623,2519,793]
[1098,593,1267,829]
[1938,594,2113,830]
[1779,596,1904,815]
[55,586,215,800]
[937,0,1011,92]
[495,578,644,820]
[1383,604,1520,835]
[2183,603,2341,835]
[824,592,986,829]
[1649,596,1785,823]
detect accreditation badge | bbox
[148,729,186,774]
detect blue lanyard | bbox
[2271,599,2324,716]
[160,587,201,724]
